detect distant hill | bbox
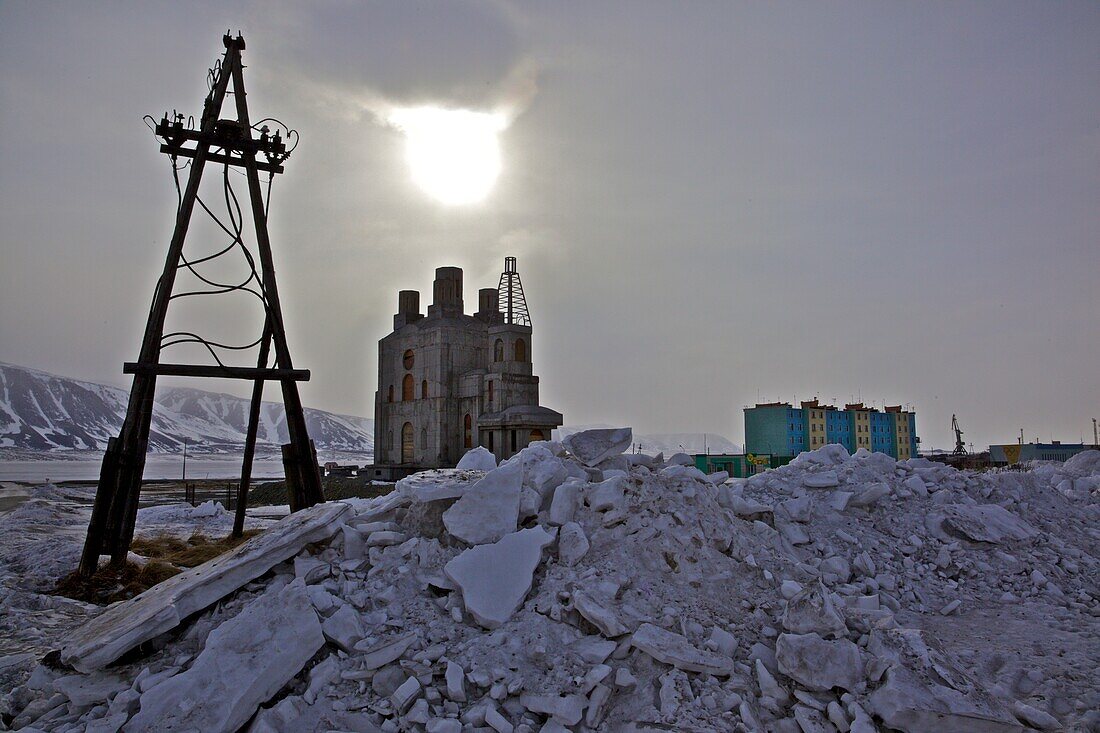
[555,425,740,456]
[0,362,373,455]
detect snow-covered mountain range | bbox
[0,363,374,455]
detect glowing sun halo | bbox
[388,106,506,206]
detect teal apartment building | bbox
[744,400,918,460]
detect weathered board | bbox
[61,501,349,672]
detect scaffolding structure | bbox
[497,256,531,327]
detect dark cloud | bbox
[259,1,527,110]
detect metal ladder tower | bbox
[497,256,531,326]
[78,34,324,577]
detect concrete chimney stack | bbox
[399,290,420,316]
[394,289,422,329]
[429,267,464,317]
[477,287,500,320]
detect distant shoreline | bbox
[0,448,374,461]
[0,450,374,483]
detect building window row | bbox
[390,375,431,402]
[493,338,529,363]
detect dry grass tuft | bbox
[54,560,180,604]
[130,530,259,568]
[54,530,260,604]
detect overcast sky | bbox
[1,1,1097,451]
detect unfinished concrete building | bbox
[373,257,562,471]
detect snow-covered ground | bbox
[0,485,286,662]
[1,434,1097,732]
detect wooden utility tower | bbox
[78,34,324,577]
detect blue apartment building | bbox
[745,400,918,460]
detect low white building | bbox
[989,441,1090,466]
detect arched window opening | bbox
[514,338,527,362]
[488,431,494,452]
[530,429,545,442]
[401,422,414,463]
[387,385,394,403]
[403,349,415,369]
[463,414,473,449]
[421,380,428,399]
[494,339,504,362]
[402,374,414,401]
[488,380,494,405]
[420,427,427,449]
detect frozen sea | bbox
[0,456,287,483]
[0,451,373,483]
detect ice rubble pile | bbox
[4,434,1099,732]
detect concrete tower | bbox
[371,258,562,478]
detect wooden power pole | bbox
[78,34,324,576]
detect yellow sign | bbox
[746,453,769,466]
[1003,444,1022,464]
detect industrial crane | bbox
[951,414,968,456]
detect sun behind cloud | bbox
[387,106,506,206]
